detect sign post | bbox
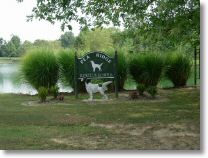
[114,51,118,98]
[74,51,118,99]
[74,51,78,99]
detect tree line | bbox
[0,25,195,57]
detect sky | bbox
[0,0,80,42]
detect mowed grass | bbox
[0,87,200,150]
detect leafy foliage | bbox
[60,32,75,48]
[0,35,22,57]
[165,53,192,87]
[21,49,59,90]
[17,0,199,48]
[74,28,115,52]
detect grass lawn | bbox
[0,87,200,150]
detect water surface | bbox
[0,63,72,95]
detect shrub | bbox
[129,53,164,87]
[117,51,128,90]
[21,49,59,90]
[147,86,157,98]
[50,85,59,99]
[137,83,146,96]
[38,87,48,102]
[107,50,128,91]
[58,49,85,92]
[58,49,74,87]
[165,53,192,87]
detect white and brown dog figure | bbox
[90,61,103,72]
[81,77,112,100]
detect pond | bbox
[0,63,72,95]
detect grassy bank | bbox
[0,57,20,64]
[0,87,200,149]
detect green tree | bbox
[60,32,75,48]
[74,28,116,51]
[0,38,6,57]
[17,0,199,47]
[3,35,22,57]
[10,35,21,49]
[5,41,17,57]
[33,39,48,48]
[33,39,62,50]
[19,40,33,55]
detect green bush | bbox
[21,49,59,90]
[38,87,48,102]
[58,49,85,92]
[107,50,128,91]
[117,51,128,90]
[147,86,157,98]
[165,53,192,87]
[129,53,164,87]
[50,85,59,99]
[58,49,74,87]
[137,83,146,96]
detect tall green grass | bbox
[21,49,59,90]
[58,49,74,87]
[165,53,192,87]
[106,50,128,90]
[58,49,85,92]
[129,53,164,87]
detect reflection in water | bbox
[0,63,72,95]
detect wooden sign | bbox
[74,51,118,98]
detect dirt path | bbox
[51,122,199,150]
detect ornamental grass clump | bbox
[107,50,128,91]
[58,49,74,87]
[58,49,85,92]
[165,53,192,87]
[21,49,59,90]
[129,53,164,87]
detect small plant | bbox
[147,86,157,98]
[38,87,48,102]
[137,83,146,96]
[165,53,192,87]
[50,85,59,99]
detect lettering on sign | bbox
[74,51,118,98]
[77,52,115,79]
